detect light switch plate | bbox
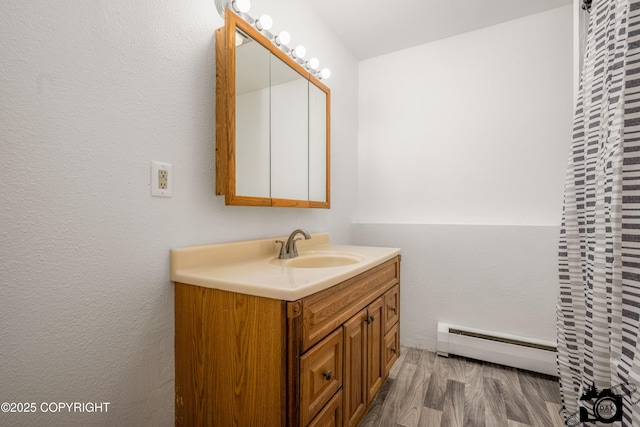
[151,161,172,197]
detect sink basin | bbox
[271,252,363,268]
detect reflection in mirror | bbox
[235,31,270,197]
[309,83,327,202]
[271,55,308,201]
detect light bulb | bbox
[306,57,320,70]
[232,0,250,13]
[292,45,306,59]
[256,14,273,31]
[275,31,291,46]
[319,68,331,80]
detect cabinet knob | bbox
[391,348,397,354]
[323,371,333,381]
[365,315,375,324]
[390,307,397,314]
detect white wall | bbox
[353,224,561,348]
[356,6,573,349]
[358,5,573,226]
[0,1,358,425]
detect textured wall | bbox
[0,0,358,425]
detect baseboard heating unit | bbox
[436,323,557,376]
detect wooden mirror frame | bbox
[215,10,331,208]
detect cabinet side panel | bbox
[174,284,191,426]
[175,283,216,426]
[225,291,287,425]
[175,284,286,426]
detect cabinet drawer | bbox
[300,328,343,426]
[383,322,400,379]
[383,284,399,333]
[301,257,400,351]
[307,389,342,427]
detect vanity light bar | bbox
[214,0,331,80]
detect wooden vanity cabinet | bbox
[175,256,400,427]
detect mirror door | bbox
[308,82,329,205]
[270,55,309,202]
[235,30,270,198]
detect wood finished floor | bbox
[360,347,565,427]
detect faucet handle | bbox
[275,240,287,259]
[291,238,302,257]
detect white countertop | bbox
[170,233,400,301]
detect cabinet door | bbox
[383,284,400,334]
[366,297,384,404]
[343,309,368,427]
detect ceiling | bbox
[306,0,574,60]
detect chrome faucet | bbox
[276,229,311,259]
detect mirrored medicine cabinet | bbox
[215,10,331,208]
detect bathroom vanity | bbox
[171,233,400,426]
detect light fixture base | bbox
[214,0,228,16]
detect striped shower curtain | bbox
[557,0,640,425]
